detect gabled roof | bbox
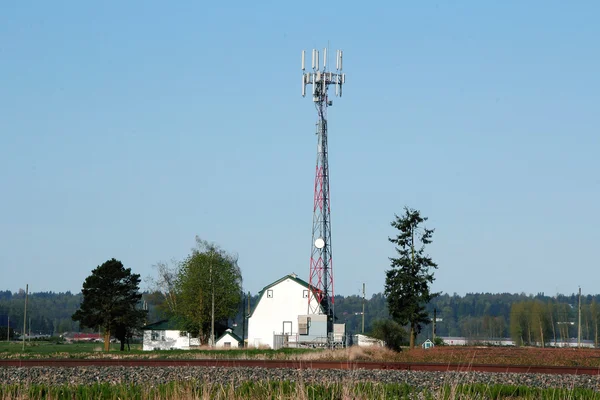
[216,328,242,344]
[248,273,323,317]
[141,319,180,331]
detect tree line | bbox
[2,207,593,349]
[2,285,595,345]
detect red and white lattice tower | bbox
[301,48,345,335]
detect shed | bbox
[215,328,242,348]
[141,319,199,351]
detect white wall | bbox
[248,277,320,349]
[142,329,192,351]
[215,332,240,348]
[354,334,384,347]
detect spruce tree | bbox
[385,206,439,348]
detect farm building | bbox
[141,319,200,351]
[247,273,345,349]
[215,328,242,348]
[351,334,385,347]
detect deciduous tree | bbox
[173,237,243,345]
[385,207,439,349]
[72,258,146,351]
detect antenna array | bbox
[301,49,345,100]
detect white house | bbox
[215,328,242,348]
[141,320,200,351]
[352,334,385,347]
[248,273,323,349]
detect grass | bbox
[1,380,599,400]
[4,340,600,369]
[0,341,318,360]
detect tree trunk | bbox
[104,329,110,352]
[119,339,125,351]
[409,325,415,349]
[550,313,556,346]
[538,316,544,348]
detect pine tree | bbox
[385,207,439,349]
[72,258,146,351]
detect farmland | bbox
[2,340,600,368]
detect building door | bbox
[283,321,292,335]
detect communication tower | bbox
[301,48,346,335]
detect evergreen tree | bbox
[385,207,439,348]
[72,258,146,351]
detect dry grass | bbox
[1,379,599,400]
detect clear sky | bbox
[1,1,598,298]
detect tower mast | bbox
[301,48,346,336]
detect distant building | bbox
[351,334,385,347]
[215,328,242,348]
[62,332,103,343]
[141,319,200,351]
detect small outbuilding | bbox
[215,328,242,348]
[141,319,199,351]
[352,334,385,347]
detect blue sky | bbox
[1,1,598,298]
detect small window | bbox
[151,331,160,341]
[267,289,273,298]
[224,342,231,348]
[302,290,308,298]
[180,331,188,337]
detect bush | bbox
[369,319,406,351]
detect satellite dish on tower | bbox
[314,238,325,249]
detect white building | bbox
[215,328,243,348]
[141,320,200,351]
[247,273,324,349]
[352,334,385,347]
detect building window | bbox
[224,342,231,348]
[180,331,188,337]
[267,289,273,298]
[151,331,159,341]
[302,290,308,298]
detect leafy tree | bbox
[0,326,15,341]
[385,207,439,349]
[72,258,146,351]
[172,237,243,344]
[369,319,406,351]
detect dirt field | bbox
[331,345,600,367]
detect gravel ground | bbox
[1,367,600,391]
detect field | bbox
[3,343,600,399]
[2,340,600,367]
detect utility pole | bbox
[578,286,582,348]
[433,308,437,341]
[28,317,31,341]
[361,283,365,334]
[241,291,246,348]
[6,316,9,342]
[247,291,251,347]
[210,250,215,347]
[22,284,28,352]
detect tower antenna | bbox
[301,47,346,341]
